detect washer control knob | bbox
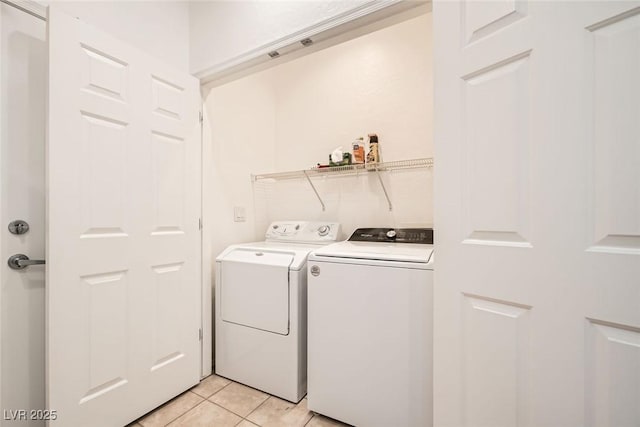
[386,229,397,239]
[310,265,320,276]
[317,225,330,236]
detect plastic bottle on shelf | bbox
[366,133,380,164]
[352,138,365,164]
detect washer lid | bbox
[312,241,434,263]
[216,241,317,270]
[220,248,294,267]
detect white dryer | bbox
[215,221,340,403]
[307,228,434,427]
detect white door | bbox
[434,1,640,426]
[47,5,201,426]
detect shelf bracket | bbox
[303,170,326,211]
[374,166,393,211]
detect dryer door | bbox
[219,249,293,335]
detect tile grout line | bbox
[196,379,233,400]
[304,413,316,427]
[160,392,207,427]
[139,378,236,427]
[243,395,272,423]
[235,416,256,427]
[138,390,201,427]
[206,381,270,420]
[208,400,254,421]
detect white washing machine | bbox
[215,221,341,403]
[307,228,434,427]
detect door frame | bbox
[0,2,4,413]
[200,105,213,378]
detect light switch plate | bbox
[234,206,246,222]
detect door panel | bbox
[463,0,527,44]
[461,295,531,427]
[585,319,640,427]
[47,5,201,426]
[434,1,640,426]
[588,9,640,254]
[462,50,532,247]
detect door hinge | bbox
[199,218,202,230]
[199,111,203,124]
[199,328,203,341]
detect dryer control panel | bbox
[348,228,434,244]
[265,221,341,243]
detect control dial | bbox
[386,229,397,239]
[317,225,330,237]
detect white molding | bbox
[0,1,3,414]
[195,0,427,83]
[200,105,213,377]
[0,0,46,20]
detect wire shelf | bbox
[252,157,433,181]
[251,157,433,212]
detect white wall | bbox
[46,0,190,71]
[204,71,278,252]
[204,12,432,260]
[189,0,371,75]
[1,4,47,425]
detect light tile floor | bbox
[129,375,350,427]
